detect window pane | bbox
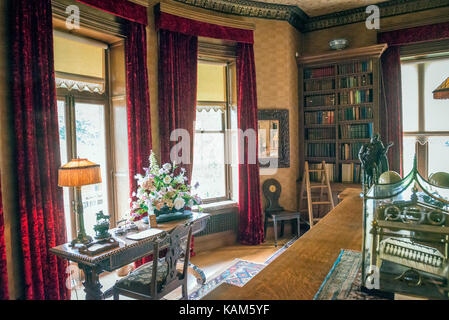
[428,136,449,175]
[75,102,109,236]
[402,136,416,176]
[401,63,419,132]
[191,133,226,200]
[195,109,224,131]
[57,100,72,240]
[197,63,226,102]
[424,59,449,131]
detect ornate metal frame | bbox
[258,109,290,169]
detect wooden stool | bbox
[263,179,301,247]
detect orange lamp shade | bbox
[58,158,102,187]
[433,77,449,99]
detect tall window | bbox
[401,54,449,177]
[191,60,239,203]
[54,32,111,239]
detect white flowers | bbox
[163,175,172,184]
[129,150,203,221]
[174,175,184,184]
[174,197,185,211]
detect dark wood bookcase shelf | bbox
[298,44,387,184]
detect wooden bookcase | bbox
[297,44,388,184]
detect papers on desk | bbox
[126,228,164,241]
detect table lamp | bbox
[433,77,449,99]
[58,158,102,247]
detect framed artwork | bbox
[257,109,290,168]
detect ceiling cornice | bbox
[173,0,449,32]
[173,0,309,31]
[305,0,449,32]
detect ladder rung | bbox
[312,201,331,205]
[310,184,326,188]
[308,169,324,173]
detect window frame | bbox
[194,57,237,204]
[56,49,115,239]
[401,51,449,178]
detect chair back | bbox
[164,221,193,284]
[147,221,193,299]
[262,178,285,216]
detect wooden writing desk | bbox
[203,189,362,300]
[50,212,209,300]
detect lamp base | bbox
[70,233,93,247]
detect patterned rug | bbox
[314,249,390,300]
[187,237,300,300]
[188,259,266,300]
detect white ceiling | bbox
[249,0,389,17]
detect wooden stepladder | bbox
[299,161,335,228]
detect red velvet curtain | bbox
[236,43,264,245]
[379,46,403,175]
[158,29,198,182]
[0,177,8,300]
[155,11,253,44]
[378,21,449,175]
[10,0,68,300]
[125,21,152,198]
[378,21,449,46]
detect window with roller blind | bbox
[54,32,112,240]
[401,50,449,178]
[191,60,239,203]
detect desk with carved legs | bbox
[50,212,210,300]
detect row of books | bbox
[340,142,364,160]
[305,111,335,125]
[338,89,373,105]
[338,61,373,75]
[309,163,336,183]
[339,123,373,139]
[305,94,336,107]
[339,74,373,89]
[307,143,336,158]
[341,163,362,183]
[304,66,335,79]
[304,79,335,91]
[338,106,373,121]
[306,128,336,140]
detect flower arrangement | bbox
[128,151,202,221]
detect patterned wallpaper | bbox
[249,17,302,211]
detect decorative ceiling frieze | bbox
[173,0,309,31]
[305,0,449,32]
[173,0,449,32]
